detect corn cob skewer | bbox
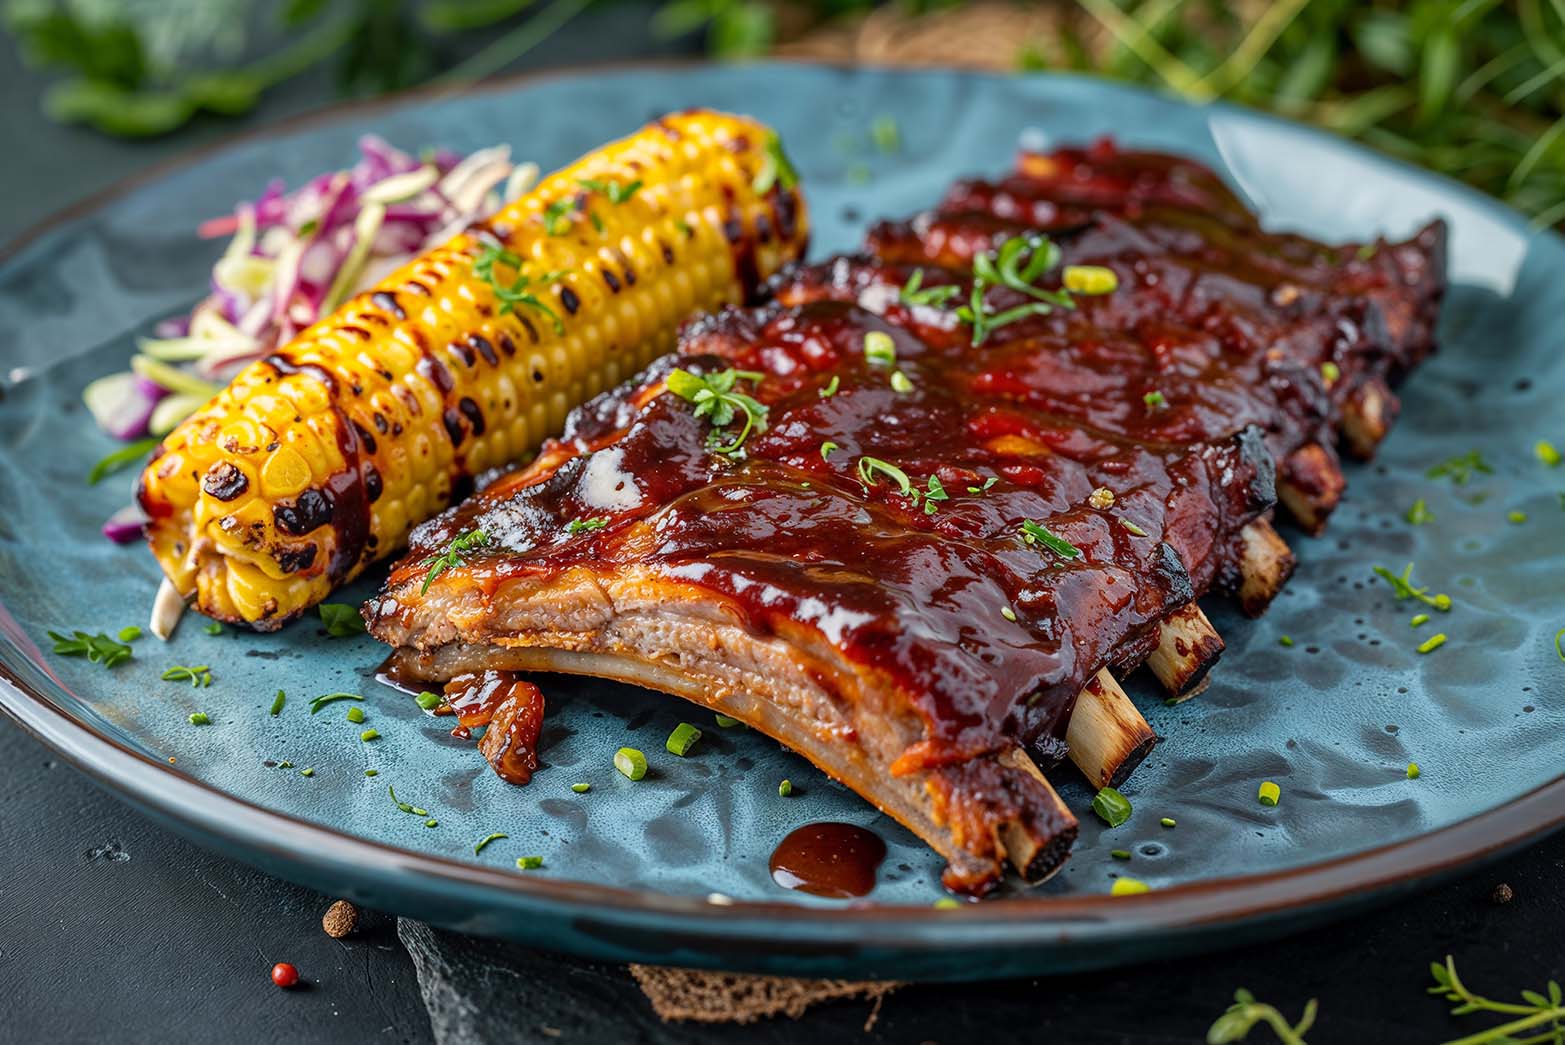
[138,110,809,630]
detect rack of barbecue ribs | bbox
[366,137,1446,896]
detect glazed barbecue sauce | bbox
[769,823,887,899]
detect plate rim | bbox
[3,58,1562,961]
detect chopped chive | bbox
[1406,498,1434,525]
[1535,440,1561,467]
[388,785,427,816]
[269,689,286,716]
[516,855,543,870]
[1000,606,1018,622]
[1019,520,1081,559]
[1279,635,1295,647]
[1372,563,1452,612]
[818,375,840,398]
[188,712,210,726]
[778,779,793,797]
[863,330,896,366]
[614,746,647,781]
[820,440,838,461]
[1319,361,1341,385]
[473,832,508,855]
[1092,786,1132,827]
[1411,613,1430,627]
[1258,781,1281,806]
[1426,450,1492,485]
[566,516,610,535]
[1159,817,1177,828]
[117,625,142,642]
[1507,510,1527,523]
[1120,519,1149,537]
[1406,762,1421,779]
[933,897,962,909]
[203,621,224,636]
[1556,627,1565,662]
[415,691,442,711]
[424,819,438,828]
[666,722,702,756]
[1110,849,1131,860]
[571,782,590,793]
[1143,390,1167,410]
[300,768,315,777]
[162,664,212,687]
[870,114,900,153]
[1416,633,1448,654]
[889,370,913,394]
[359,729,380,742]
[279,761,294,769]
[365,769,378,777]
[309,692,364,714]
[1111,877,1150,896]
[714,713,741,728]
[345,706,366,724]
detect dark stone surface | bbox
[2,17,1562,1044]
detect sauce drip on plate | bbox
[769,822,887,898]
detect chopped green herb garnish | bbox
[346,706,366,724]
[1110,849,1131,860]
[542,198,574,235]
[566,517,609,535]
[1410,613,1430,628]
[870,114,900,153]
[1556,627,1565,662]
[1062,265,1119,295]
[1143,390,1168,410]
[162,664,212,688]
[279,761,294,769]
[300,768,315,777]
[665,367,768,456]
[1091,786,1132,827]
[571,782,590,793]
[318,603,365,637]
[388,784,428,817]
[819,375,840,398]
[666,722,703,757]
[1508,510,1527,524]
[48,630,133,669]
[889,370,914,394]
[117,625,142,642]
[933,897,962,909]
[309,692,364,714]
[1120,518,1149,537]
[203,621,224,636]
[966,476,999,496]
[955,287,1056,347]
[921,474,949,514]
[857,456,917,502]
[516,855,544,870]
[714,714,741,728]
[1258,781,1281,806]
[1019,520,1081,560]
[1160,817,1177,828]
[588,211,604,234]
[898,268,961,308]
[778,779,793,797]
[614,746,647,781]
[751,132,798,195]
[1372,563,1452,611]
[424,819,438,828]
[1406,498,1434,525]
[820,440,838,461]
[473,244,566,332]
[1426,449,1492,485]
[270,690,286,716]
[1320,360,1341,385]
[365,769,378,777]
[359,729,380,742]
[420,528,489,595]
[1417,633,1448,654]
[863,330,896,366]
[955,234,1077,345]
[1111,877,1150,896]
[473,832,507,855]
[415,691,442,711]
[576,177,641,204]
[87,436,160,485]
[188,712,210,726]
[1279,635,1294,647]
[1206,989,1317,1044]
[1000,606,1018,622]
[1407,762,1421,779]
[1536,440,1562,467]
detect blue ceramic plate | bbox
[2,63,1562,981]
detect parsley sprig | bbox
[48,630,133,669]
[473,244,566,333]
[420,529,489,594]
[1427,954,1565,1044]
[1207,989,1317,1044]
[1372,562,1452,612]
[665,368,769,456]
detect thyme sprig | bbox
[665,367,769,456]
[1428,954,1565,1045]
[1207,989,1317,1044]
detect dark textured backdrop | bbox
[2,16,1561,1043]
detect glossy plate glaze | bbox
[1,63,1561,981]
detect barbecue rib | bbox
[367,138,1446,894]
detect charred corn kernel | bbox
[139,111,809,629]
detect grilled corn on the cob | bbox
[138,110,810,629]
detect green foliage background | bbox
[4,0,1562,224]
